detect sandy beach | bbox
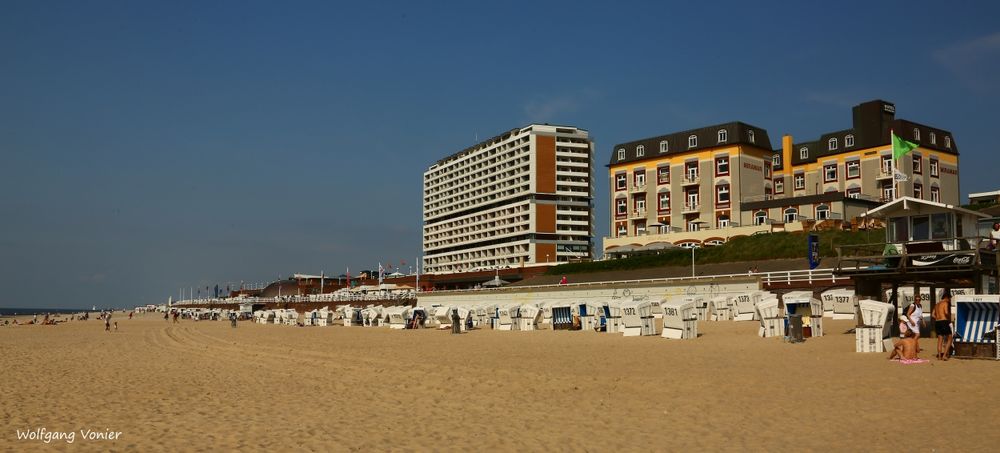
[2,313,998,452]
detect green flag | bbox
[892,132,918,160]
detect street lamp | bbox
[691,246,695,277]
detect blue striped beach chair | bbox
[954,296,1000,360]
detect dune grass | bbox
[548,229,885,275]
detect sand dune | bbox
[2,313,998,451]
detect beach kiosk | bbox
[953,295,999,360]
[660,298,697,339]
[621,298,656,337]
[835,197,998,343]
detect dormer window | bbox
[688,135,697,148]
[800,147,808,159]
[772,154,780,166]
[659,140,668,153]
[748,130,755,143]
[636,145,645,157]
[845,134,854,147]
[828,138,838,151]
[944,136,951,149]
[929,132,936,145]
[717,129,728,143]
[617,148,625,161]
[913,128,920,141]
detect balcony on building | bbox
[682,203,700,214]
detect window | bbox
[617,148,625,160]
[845,134,855,147]
[774,178,784,194]
[929,132,936,145]
[800,147,808,159]
[616,199,627,216]
[816,204,830,220]
[931,186,940,203]
[912,154,922,174]
[716,184,730,205]
[931,213,951,239]
[718,215,730,229]
[930,158,939,177]
[685,162,698,181]
[794,173,805,190]
[634,195,646,213]
[753,211,767,226]
[881,155,892,175]
[617,223,627,237]
[772,154,780,166]
[846,187,862,199]
[944,136,951,149]
[783,208,799,223]
[889,217,909,242]
[635,221,646,236]
[748,130,755,143]
[659,140,668,153]
[688,135,697,148]
[824,164,838,182]
[657,166,670,184]
[636,145,645,157]
[658,192,670,211]
[912,215,930,241]
[913,128,920,141]
[615,173,626,191]
[634,170,646,188]
[718,129,728,143]
[764,186,773,200]
[881,181,896,201]
[764,161,771,178]
[685,189,699,209]
[828,138,838,151]
[913,182,923,199]
[715,156,729,176]
[846,160,860,179]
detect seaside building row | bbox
[420,99,961,275]
[603,99,960,254]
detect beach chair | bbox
[660,298,697,339]
[953,295,1000,360]
[756,298,783,338]
[730,293,759,321]
[549,301,575,331]
[855,299,894,352]
[604,298,626,334]
[830,291,858,321]
[710,296,730,321]
[518,305,541,331]
[621,298,656,337]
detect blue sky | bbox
[2,1,998,308]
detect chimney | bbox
[782,134,793,172]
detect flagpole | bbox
[891,128,898,201]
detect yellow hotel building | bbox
[604,100,960,254]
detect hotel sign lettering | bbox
[742,162,762,172]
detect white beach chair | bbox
[660,298,697,339]
[621,298,656,337]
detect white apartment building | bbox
[422,124,594,274]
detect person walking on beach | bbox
[450,309,461,334]
[105,312,112,332]
[933,291,954,360]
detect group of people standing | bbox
[890,290,954,361]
